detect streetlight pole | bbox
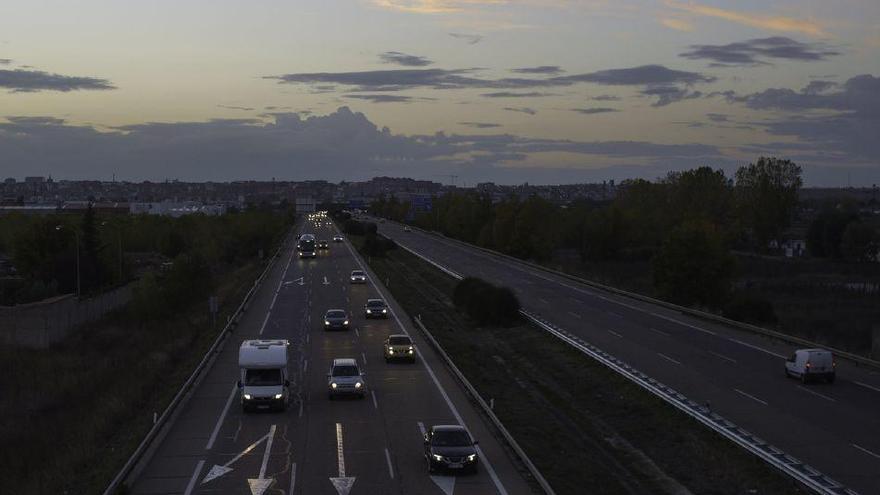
[56,225,81,298]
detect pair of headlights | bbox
[329,382,362,389]
[243,393,283,400]
[431,454,477,462]
[324,320,349,325]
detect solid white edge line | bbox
[854,381,880,393]
[343,238,509,495]
[733,388,768,406]
[205,383,238,450]
[852,443,880,460]
[183,459,205,495]
[384,448,395,479]
[289,462,297,495]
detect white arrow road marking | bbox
[323,276,330,285]
[248,424,277,495]
[202,425,275,484]
[330,423,356,495]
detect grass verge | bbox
[357,237,807,495]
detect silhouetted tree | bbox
[735,157,802,250]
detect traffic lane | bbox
[384,226,880,493]
[339,233,534,495]
[129,229,300,494]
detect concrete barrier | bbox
[0,285,131,348]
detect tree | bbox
[664,167,734,229]
[652,221,735,308]
[806,205,857,258]
[735,157,802,250]
[841,221,879,262]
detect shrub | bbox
[723,293,778,325]
[453,277,520,327]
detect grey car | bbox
[323,309,349,331]
[424,425,478,473]
[350,270,367,284]
[384,334,415,363]
[327,358,367,399]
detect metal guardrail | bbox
[102,229,292,495]
[412,315,556,495]
[388,219,879,370]
[394,238,859,495]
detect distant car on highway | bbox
[323,309,349,330]
[350,270,367,284]
[785,349,835,383]
[318,240,329,250]
[364,298,388,318]
[404,226,411,232]
[424,425,478,473]
[384,334,415,362]
[333,234,344,242]
[327,358,366,399]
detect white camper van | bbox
[785,348,835,384]
[238,339,291,411]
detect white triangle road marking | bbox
[429,474,456,495]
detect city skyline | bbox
[1,0,879,185]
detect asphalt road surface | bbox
[129,219,533,495]
[373,218,880,495]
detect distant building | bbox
[295,196,316,213]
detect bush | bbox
[723,293,778,325]
[453,277,520,327]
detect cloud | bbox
[373,1,505,14]
[344,94,418,103]
[0,107,732,184]
[449,32,483,44]
[480,91,554,98]
[571,107,619,114]
[666,1,826,37]
[0,68,115,92]
[590,94,621,101]
[640,85,703,107]
[503,107,536,115]
[660,17,693,32]
[379,51,433,67]
[510,65,563,75]
[723,75,880,163]
[459,121,502,128]
[680,37,841,67]
[706,113,729,122]
[218,104,255,111]
[268,64,714,106]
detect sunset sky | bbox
[1,0,878,185]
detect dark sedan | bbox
[323,309,349,330]
[364,298,389,318]
[424,425,478,474]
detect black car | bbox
[318,240,329,250]
[323,309,349,330]
[364,298,388,318]
[424,425,478,474]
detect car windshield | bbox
[431,430,472,447]
[367,300,385,307]
[332,365,359,377]
[352,271,364,276]
[245,368,283,386]
[327,310,346,318]
[389,336,411,345]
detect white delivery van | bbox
[785,348,835,384]
[238,339,291,411]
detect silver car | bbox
[350,270,367,284]
[327,358,367,399]
[384,334,415,363]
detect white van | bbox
[785,349,835,384]
[238,340,291,411]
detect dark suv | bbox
[424,425,478,474]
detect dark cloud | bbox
[480,91,554,98]
[680,37,841,67]
[0,68,115,92]
[268,64,713,106]
[590,95,621,101]
[459,122,502,128]
[510,66,563,75]
[640,85,703,107]
[218,104,255,111]
[344,94,415,103]
[503,107,537,115]
[571,107,619,114]
[0,107,730,183]
[706,113,729,122]
[379,51,433,67]
[0,59,11,65]
[449,33,483,45]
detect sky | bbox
[1,0,879,186]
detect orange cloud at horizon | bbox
[666,1,826,37]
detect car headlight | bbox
[343,320,349,325]
[243,394,252,400]
[382,309,387,313]
[355,382,362,389]
[331,382,338,389]
[408,349,414,354]
[274,393,283,399]
[324,320,330,325]
[432,454,443,461]
[366,309,371,313]
[388,349,394,354]
[467,454,476,461]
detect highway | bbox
[128,218,533,495]
[374,219,880,495]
